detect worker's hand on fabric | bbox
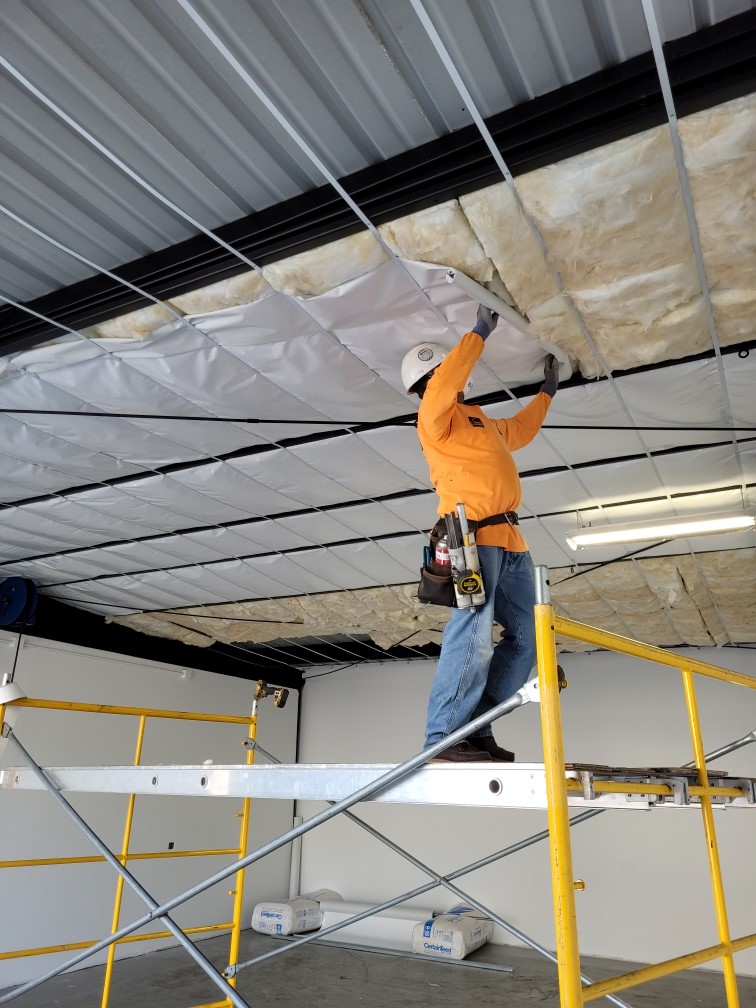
[540,354,559,397]
[471,305,498,341]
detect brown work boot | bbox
[429,741,492,763]
[469,736,515,762]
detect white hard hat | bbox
[401,342,474,397]
[401,343,448,393]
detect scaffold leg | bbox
[0,688,530,1006]
[0,727,253,1008]
[247,738,635,1008]
[534,566,584,1008]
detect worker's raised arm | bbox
[495,354,559,450]
[416,306,498,441]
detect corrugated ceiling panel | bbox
[1,0,751,301]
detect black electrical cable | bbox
[555,539,675,583]
[1,407,754,432]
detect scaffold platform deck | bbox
[2,762,754,810]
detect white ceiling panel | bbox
[293,435,427,497]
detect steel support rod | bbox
[0,689,529,1004]
[245,739,634,1008]
[236,726,754,991]
[0,728,252,1008]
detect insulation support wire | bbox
[0,294,258,476]
[9,474,755,599]
[2,408,754,434]
[2,36,436,627]
[0,54,261,273]
[0,303,354,668]
[409,0,740,605]
[409,4,679,498]
[0,300,429,667]
[2,13,745,651]
[561,537,732,647]
[0,39,436,543]
[0,367,409,673]
[4,5,740,595]
[637,3,749,641]
[641,0,745,495]
[169,0,602,574]
[2,12,583,569]
[0,155,437,653]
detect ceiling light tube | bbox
[566,512,755,550]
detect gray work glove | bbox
[540,354,559,397]
[471,305,498,341]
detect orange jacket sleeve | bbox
[417,330,552,551]
[494,392,552,451]
[419,331,484,441]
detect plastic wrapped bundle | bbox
[412,904,493,960]
[250,889,342,936]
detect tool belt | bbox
[469,511,519,531]
[417,511,519,608]
[429,511,519,537]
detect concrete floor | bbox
[2,931,754,1008]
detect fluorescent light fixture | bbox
[566,512,755,550]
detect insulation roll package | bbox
[318,900,436,950]
[412,904,494,960]
[251,890,342,936]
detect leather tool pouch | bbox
[417,519,455,608]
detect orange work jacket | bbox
[417,330,551,551]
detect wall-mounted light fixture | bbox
[0,672,26,704]
[566,511,755,550]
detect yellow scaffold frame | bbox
[0,695,258,1008]
[534,592,756,1008]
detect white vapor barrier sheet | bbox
[318,900,436,951]
[0,259,560,500]
[1,448,752,609]
[0,261,753,618]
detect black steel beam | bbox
[1,10,753,355]
[23,595,303,689]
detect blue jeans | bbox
[424,546,536,746]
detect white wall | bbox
[296,646,756,974]
[0,630,299,988]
